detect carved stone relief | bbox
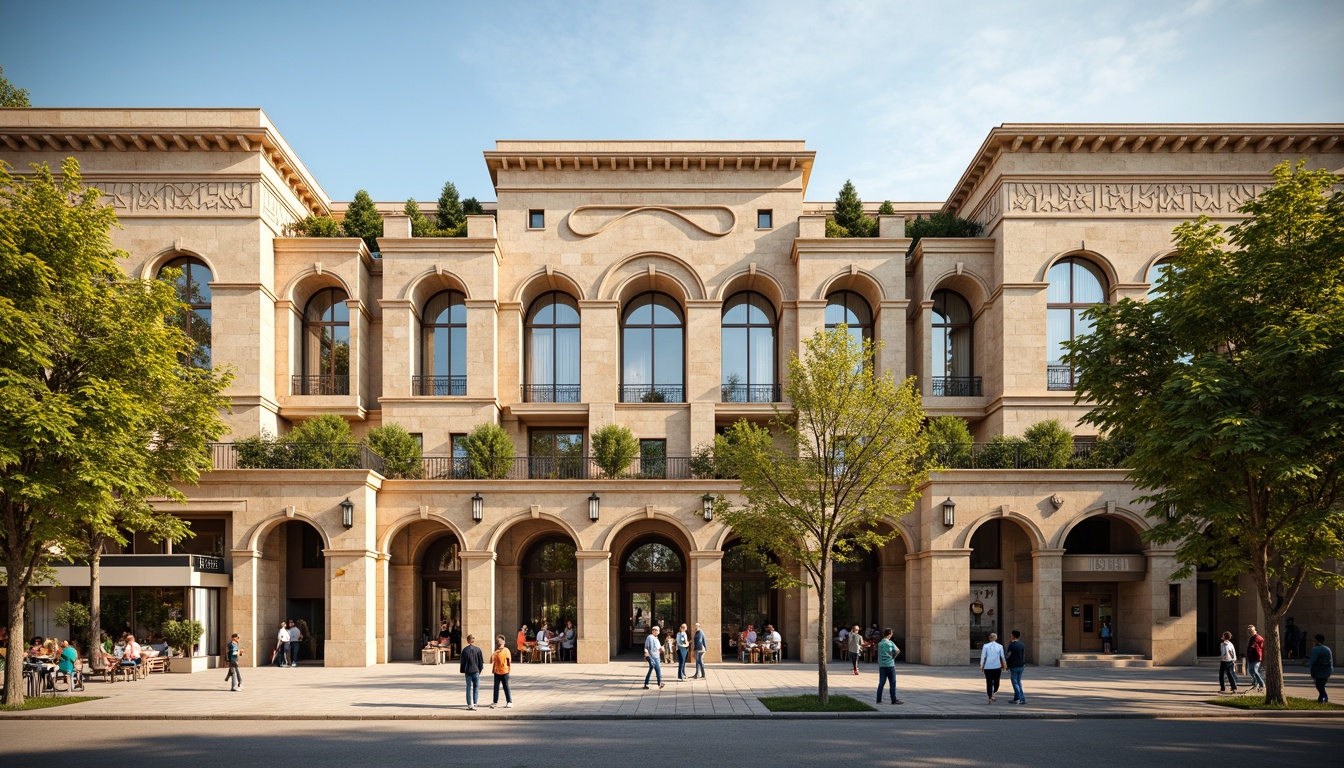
[92,180,257,215]
[1005,182,1269,216]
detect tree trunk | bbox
[89,541,102,667]
[4,576,27,706]
[816,564,829,705]
[1263,622,1284,706]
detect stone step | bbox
[1056,653,1153,668]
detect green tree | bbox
[830,180,875,237]
[1022,419,1073,469]
[286,414,358,468]
[877,200,896,216]
[466,422,514,479]
[926,415,973,468]
[1062,161,1344,706]
[162,618,205,658]
[437,181,465,233]
[342,190,382,252]
[366,423,423,479]
[0,66,30,107]
[905,213,983,254]
[404,198,441,237]
[0,159,229,705]
[462,197,484,216]
[285,215,344,238]
[591,424,639,478]
[718,326,929,704]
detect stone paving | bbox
[3,657,1338,719]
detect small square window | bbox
[528,210,545,229]
[410,433,424,451]
[757,209,773,229]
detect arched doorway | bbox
[420,534,461,653]
[521,536,578,652]
[833,545,878,648]
[1061,515,1145,652]
[260,519,326,664]
[620,536,686,652]
[721,541,779,656]
[968,519,1035,656]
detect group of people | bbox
[456,633,514,709]
[977,631,1029,705]
[8,635,82,692]
[643,622,709,687]
[513,621,577,662]
[1218,624,1333,702]
[734,624,782,662]
[272,620,303,667]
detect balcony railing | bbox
[291,374,350,396]
[1047,365,1076,391]
[926,440,1130,470]
[418,455,694,480]
[210,442,386,473]
[620,384,684,403]
[413,375,466,396]
[720,383,781,403]
[930,376,983,397]
[520,384,582,403]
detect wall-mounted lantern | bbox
[1167,502,1177,520]
[471,492,484,522]
[588,492,601,521]
[340,497,355,529]
[702,493,715,522]
[941,497,956,528]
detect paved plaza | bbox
[3,659,1339,720]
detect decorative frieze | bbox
[1005,181,1269,216]
[93,180,256,215]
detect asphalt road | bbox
[1,717,1340,767]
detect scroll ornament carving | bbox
[567,205,736,238]
[93,180,256,214]
[1005,182,1270,216]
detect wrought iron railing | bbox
[930,376,983,397]
[413,375,466,396]
[720,383,781,403]
[620,384,684,403]
[291,375,350,396]
[210,442,385,473]
[1047,365,1076,391]
[925,440,1130,469]
[417,455,694,480]
[520,384,582,403]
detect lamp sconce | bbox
[340,497,354,529]
[941,497,956,528]
[471,492,484,523]
[1167,502,1177,520]
[588,492,601,521]
[702,493,715,522]
[1049,494,1064,511]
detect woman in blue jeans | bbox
[675,624,690,680]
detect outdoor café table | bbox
[525,641,539,662]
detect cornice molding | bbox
[484,145,816,194]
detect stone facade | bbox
[5,112,1342,668]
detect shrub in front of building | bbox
[465,422,513,479]
[366,423,423,479]
[591,424,639,479]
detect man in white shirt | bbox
[642,625,665,689]
[275,622,289,667]
[979,632,1007,704]
[122,634,142,680]
[764,624,782,661]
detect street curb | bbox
[3,709,1341,721]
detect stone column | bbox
[794,300,826,359]
[345,298,365,402]
[465,299,498,399]
[580,300,619,404]
[576,551,611,663]
[878,564,905,642]
[379,300,416,399]
[1144,549,1195,665]
[323,548,379,666]
[908,548,972,665]
[914,300,934,398]
[390,564,418,662]
[684,300,721,403]
[375,553,390,663]
[796,563,826,664]
[230,549,262,667]
[497,564,521,638]
[1031,549,1065,665]
[878,299,908,381]
[459,551,497,647]
[689,550,724,663]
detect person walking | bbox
[1006,630,1027,705]
[691,622,707,680]
[1218,630,1239,693]
[848,624,863,674]
[875,628,903,705]
[273,621,289,667]
[1308,634,1333,703]
[1100,622,1113,654]
[676,623,690,680]
[459,633,484,710]
[980,632,1006,703]
[224,633,244,691]
[489,635,513,709]
[286,620,301,667]
[1245,625,1266,692]
[643,624,665,689]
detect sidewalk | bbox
[3,659,1338,720]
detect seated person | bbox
[437,622,453,648]
[738,629,750,661]
[27,636,47,657]
[764,625,782,650]
[121,634,143,672]
[745,625,757,645]
[516,625,530,661]
[57,640,79,687]
[536,624,552,654]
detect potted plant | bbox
[162,618,205,664]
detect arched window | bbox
[623,542,683,572]
[421,535,461,651]
[722,542,776,654]
[721,292,777,403]
[522,537,577,632]
[825,290,873,350]
[525,292,581,403]
[159,256,213,368]
[300,287,350,395]
[418,290,466,396]
[931,289,976,396]
[1046,257,1106,391]
[621,292,684,403]
[1146,258,1177,300]
[833,545,878,633]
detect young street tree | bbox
[0,159,230,705]
[1063,161,1344,706]
[718,326,929,704]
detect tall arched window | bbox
[522,537,578,634]
[825,290,873,350]
[621,292,684,403]
[159,256,213,368]
[931,290,977,396]
[525,292,581,402]
[300,287,350,395]
[1046,257,1106,390]
[721,542,777,655]
[721,292,777,403]
[419,290,466,396]
[1146,258,1177,300]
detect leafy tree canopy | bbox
[342,190,382,252]
[829,180,876,238]
[366,423,423,479]
[0,66,30,107]
[905,213,983,253]
[437,181,465,232]
[1063,160,1344,705]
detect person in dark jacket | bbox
[1006,630,1027,705]
[1308,634,1333,703]
[459,634,485,710]
[1245,625,1265,691]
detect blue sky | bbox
[6,0,1342,205]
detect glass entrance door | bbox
[425,582,461,648]
[627,589,680,650]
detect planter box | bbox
[168,655,219,673]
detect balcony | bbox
[1047,365,1076,391]
[620,384,684,403]
[291,375,350,396]
[930,376,983,397]
[413,375,466,396]
[720,383,781,403]
[210,442,386,473]
[417,455,695,480]
[926,440,1130,469]
[520,384,582,403]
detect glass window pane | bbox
[932,327,949,378]
[328,296,350,323]
[749,326,774,384]
[721,327,747,383]
[749,293,774,324]
[530,328,553,385]
[449,295,466,324]
[450,326,466,377]
[1073,262,1105,304]
[1074,308,1095,340]
[332,329,350,376]
[824,299,847,327]
[625,297,652,325]
[190,264,212,304]
[553,295,579,325]
[555,327,581,385]
[532,299,554,325]
[653,327,683,387]
[1046,262,1072,303]
[623,328,651,385]
[722,295,748,324]
[651,294,681,325]
[950,325,973,377]
[1047,308,1072,365]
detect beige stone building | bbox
[3,110,1341,669]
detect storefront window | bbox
[192,587,220,656]
[133,587,186,643]
[969,582,1000,650]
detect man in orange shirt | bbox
[490,635,513,708]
